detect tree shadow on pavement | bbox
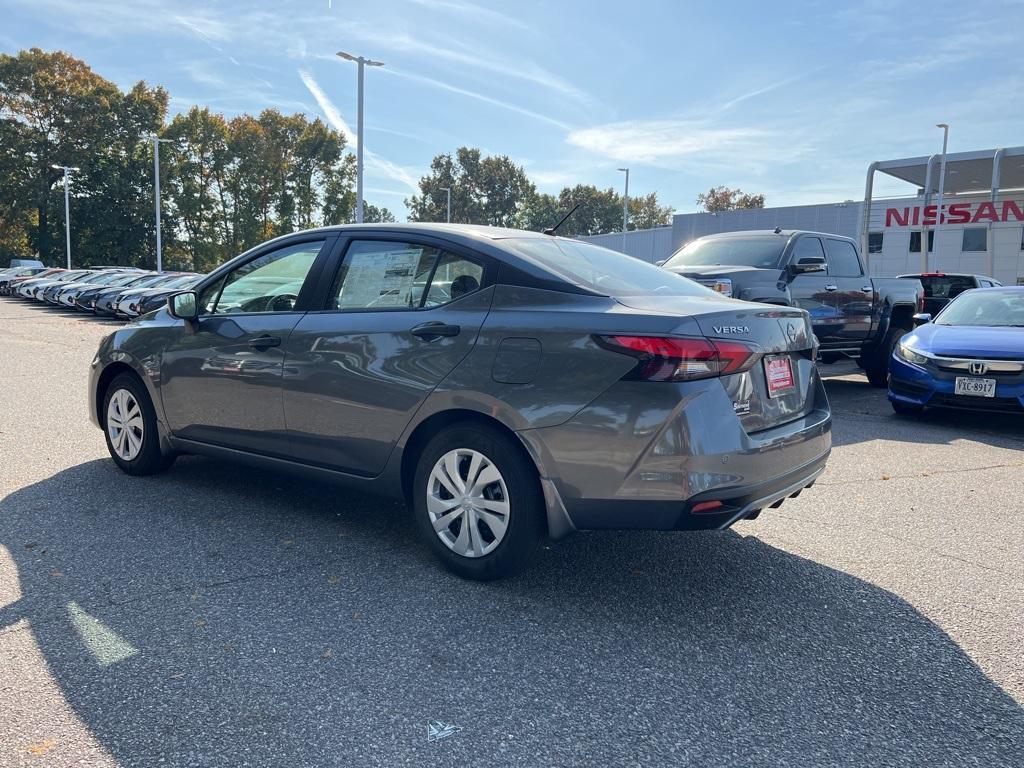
[1,457,1022,767]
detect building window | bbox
[909,231,934,253]
[962,228,987,252]
[868,232,883,254]
[1020,228,1024,251]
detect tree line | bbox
[1,48,759,272]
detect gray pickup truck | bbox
[660,229,924,387]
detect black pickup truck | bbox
[660,229,924,387]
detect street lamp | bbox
[438,187,451,223]
[617,167,629,253]
[142,134,172,272]
[931,123,950,272]
[337,50,384,224]
[51,164,80,269]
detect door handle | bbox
[862,286,873,293]
[411,321,460,339]
[248,334,282,350]
[824,284,838,292]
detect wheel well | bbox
[400,409,540,510]
[890,304,915,331]
[95,362,139,427]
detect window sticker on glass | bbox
[336,244,438,309]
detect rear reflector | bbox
[691,500,723,514]
[595,335,759,381]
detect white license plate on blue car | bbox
[954,377,996,398]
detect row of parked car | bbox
[0,265,203,319]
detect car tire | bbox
[412,422,544,580]
[890,399,923,416]
[863,326,908,388]
[102,373,175,476]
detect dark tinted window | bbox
[909,231,934,253]
[791,236,825,263]
[917,275,977,299]
[504,237,716,298]
[868,232,883,254]
[962,228,987,252]
[825,239,862,277]
[664,236,786,269]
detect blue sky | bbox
[4,0,1022,219]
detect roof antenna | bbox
[774,226,782,234]
[543,203,581,236]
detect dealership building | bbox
[583,147,1024,286]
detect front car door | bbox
[824,238,873,342]
[282,236,492,475]
[159,236,333,456]
[786,235,843,343]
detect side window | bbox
[425,253,484,307]
[961,228,987,252]
[210,240,325,314]
[826,239,863,277]
[868,232,884,254]
[332,241,440,310]
[791,236,825,265]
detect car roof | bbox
[693,229,856,243]
[297,222,550,242]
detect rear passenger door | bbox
[281,237,493,476]
[824,238,872,342]
[787,236,843,343]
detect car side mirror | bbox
[654,259,666,267]
[912,312,932,327]
[790,257,827,275]
[168,290,199,321]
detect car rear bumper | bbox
[888,355,1024,414]
[518,373,832,532]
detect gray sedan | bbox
[89,224,831,579]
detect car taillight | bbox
[595,335,759,381]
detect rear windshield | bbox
[936,291,1024,327]
[664,236,786,269]
[915,275,976,299]
[501,237,715,298]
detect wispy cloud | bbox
[298,69,419,193]
[405,0,531,31]
[567,120,768,164]
[384,67,573,131]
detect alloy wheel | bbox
[106,388,144,461]
[426,448,510,558]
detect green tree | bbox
[406,147,536,226]
[696,185,765,212]
[361,202,396,223]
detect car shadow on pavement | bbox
[2,457,1022,766]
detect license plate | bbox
[954,377,996,398]
[764,356,795,397]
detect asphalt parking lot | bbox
[1,298,1023,768]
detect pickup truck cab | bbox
[661,230,924,387]
[897,272,1002,316]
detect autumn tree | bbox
[696,186,765,212]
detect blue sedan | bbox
[888,287,1024,415]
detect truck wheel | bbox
[863,326,908,388]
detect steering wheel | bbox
[265,293,299,312]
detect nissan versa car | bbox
[889,286,1024,415]
[90,225,832,579]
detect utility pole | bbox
[337,51,384,223]
[51,165,80,269]
[618,168,630,253]
[932,123,950,273]
[143,135,172,272]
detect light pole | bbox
[51,164,79,269]
[617,167,629,253]
[439,187,451,223]
[931,123,950,272]
[142,135,172,272]
[337,50,384,223]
